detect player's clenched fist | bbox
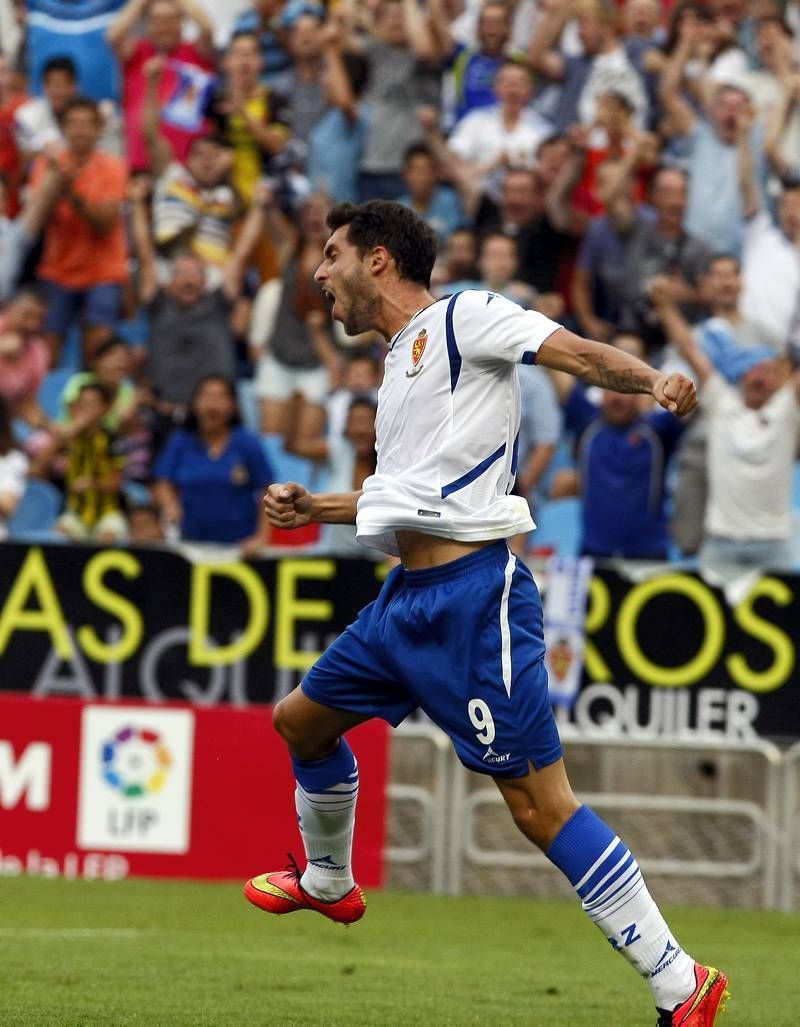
[263,482,313,528]
[652,373,697,417]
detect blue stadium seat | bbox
[58,324,82,371]
[123,481,152,507]
[529,497,582,557]
[37,369,73,421]
[261,434,316,489]
[8,479,63,540]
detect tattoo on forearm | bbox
[579,352,652,394]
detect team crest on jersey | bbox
[405,329,427,378]
[412,329,427,366]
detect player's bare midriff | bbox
[395,530,495,570]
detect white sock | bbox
[295,767,358,901]
[547,807,698,1012]
[578,839,697,1010]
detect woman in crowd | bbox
[249,191,339,440]
[0,395,28,540]
[153,374,274,551]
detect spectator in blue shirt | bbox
[153,375,274,552]
[233,0,294,83]
[516,363,563,516]
[549,334,684,560]
[429,0,522,128]
[307,50,369,203]
[397,143,465,247]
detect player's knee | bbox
[272,697,336,760]
[272,699,300,747]
[509,799,578,852]
[509,803,550,850]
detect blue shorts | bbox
[302,541,563,778]
[41,280,122,335]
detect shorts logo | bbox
[406,329,427,378]
[482,745,511,764]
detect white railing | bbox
[389,731,790,908]
[385,721,451,894]
[779,741,800,911]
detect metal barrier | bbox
[385,721,451,894]
[384,730,800,909]
[779,741,800,911]
[444,735,784,907]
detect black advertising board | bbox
[0,544,797,739]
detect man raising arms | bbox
[245,200,727,1027]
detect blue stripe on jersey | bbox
[445,292,462,392]
[510,431,520,477]
[441,442,507,498]
[521,351,537,365]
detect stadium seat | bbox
[529,497,582,557]
[123,481,152,507]
[37,368,73,422]
[7,478,63,540]
[57,324,82,371]
[261,433,316,489]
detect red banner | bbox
[0,695,389,884]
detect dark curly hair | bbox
[326,201,438,288]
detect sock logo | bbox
[308,854,347,871]
[651,940,682,977]
[608,923,642,950]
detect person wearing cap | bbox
[653,260,796,575]
[652,270,799,579]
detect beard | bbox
[337,266,381,336]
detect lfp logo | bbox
[101,726,172,799]
[78,707,194,855]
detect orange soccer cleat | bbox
[244,855,366,925]
[656,964,730,1026]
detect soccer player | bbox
[244,201,728,1026]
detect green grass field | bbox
[1,877,798,1026]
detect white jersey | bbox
[356,290,562,554]
[704,374,800,541]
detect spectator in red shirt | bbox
[107,0,215,172]
[0,53,26,218]
[30,98,129,365]
[571,89,657,219]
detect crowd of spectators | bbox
[0,0,799,580]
